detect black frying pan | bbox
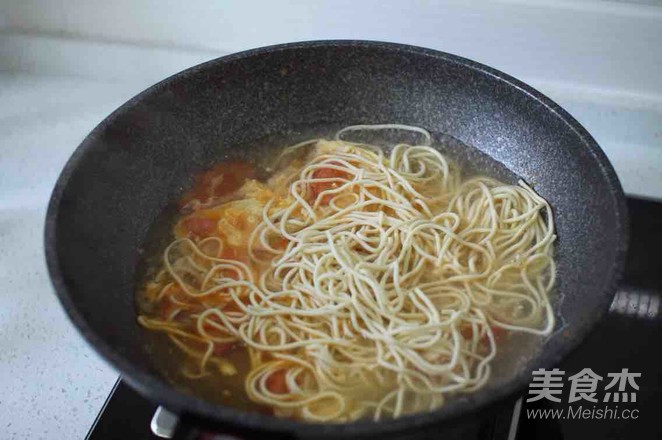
[45,41,627,439]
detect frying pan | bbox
[45,41,627,438]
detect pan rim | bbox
[44,39,628,436]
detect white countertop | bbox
[0,74,148,440]
[0,4,660,437]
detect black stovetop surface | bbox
[87,197,662,440]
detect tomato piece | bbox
[459,325,473,340]
[209,162,254,197]
[202,318,226,335]
[212,342,235,356]
[218,246,249,264]
[266,369,288,394]
[491,325,506,343]
[272,237,288,250]
[222,301,244,313]
[181,217,217,238]
[309,164,349,204]
[160,301,178,319]
[180,161,255,210]
[459,325,506,345]
[313,166,347,180]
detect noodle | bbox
[138,125,556,422]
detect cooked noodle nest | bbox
[139,124,556,422]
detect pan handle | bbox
[171,412,295,440]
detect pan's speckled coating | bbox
[45,41,627,438]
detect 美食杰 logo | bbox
[525,368,641,420]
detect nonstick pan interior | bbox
[45,41,627,437]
